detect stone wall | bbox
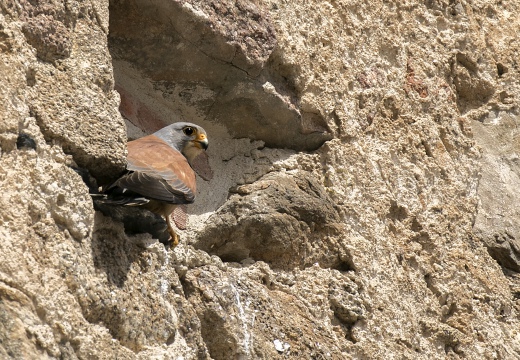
[1,0,520,359]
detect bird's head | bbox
[154,122,208,162]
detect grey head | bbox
[153,122,208,162]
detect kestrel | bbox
[98,122,209,246]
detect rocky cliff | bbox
[1,0,520,359]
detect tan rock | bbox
[1,0,520,359]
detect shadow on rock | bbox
[91,211,151,287]
[194,171,350,270]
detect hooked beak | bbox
[193,133,208,150]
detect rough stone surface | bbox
[195,171,346,270]
[1,0,127,184]
[182,263,365,359]
[2,0,520,359]
[108,0,332,150]
[472,112,520,272]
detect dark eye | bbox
[183,127,194,136]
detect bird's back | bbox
[101,134,196,206]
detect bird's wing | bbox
[112,135,196,204]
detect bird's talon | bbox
[168,229,179,248]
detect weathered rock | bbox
[195,171,347,270]
[1,0,126,183]
[0,1,206,358]
[182,262,365,359]
[108,0,332,150]
[453,52,496,113]
[472,112,520,271]
[23,14,72,61]
[2,0,520,359]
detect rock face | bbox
[1,0,520,359]
[108,0,331,150]
[195,171,345,270]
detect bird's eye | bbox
[183,127,194,136]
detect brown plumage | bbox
[98,122,209,246]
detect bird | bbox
[96,122,209,247]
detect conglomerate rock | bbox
[194,171,346,270]
[1,0,520,359]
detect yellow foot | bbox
[168,229,179,248]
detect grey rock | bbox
[195,171,345,270]
[2,0,520,359]
[109,0,332,150]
